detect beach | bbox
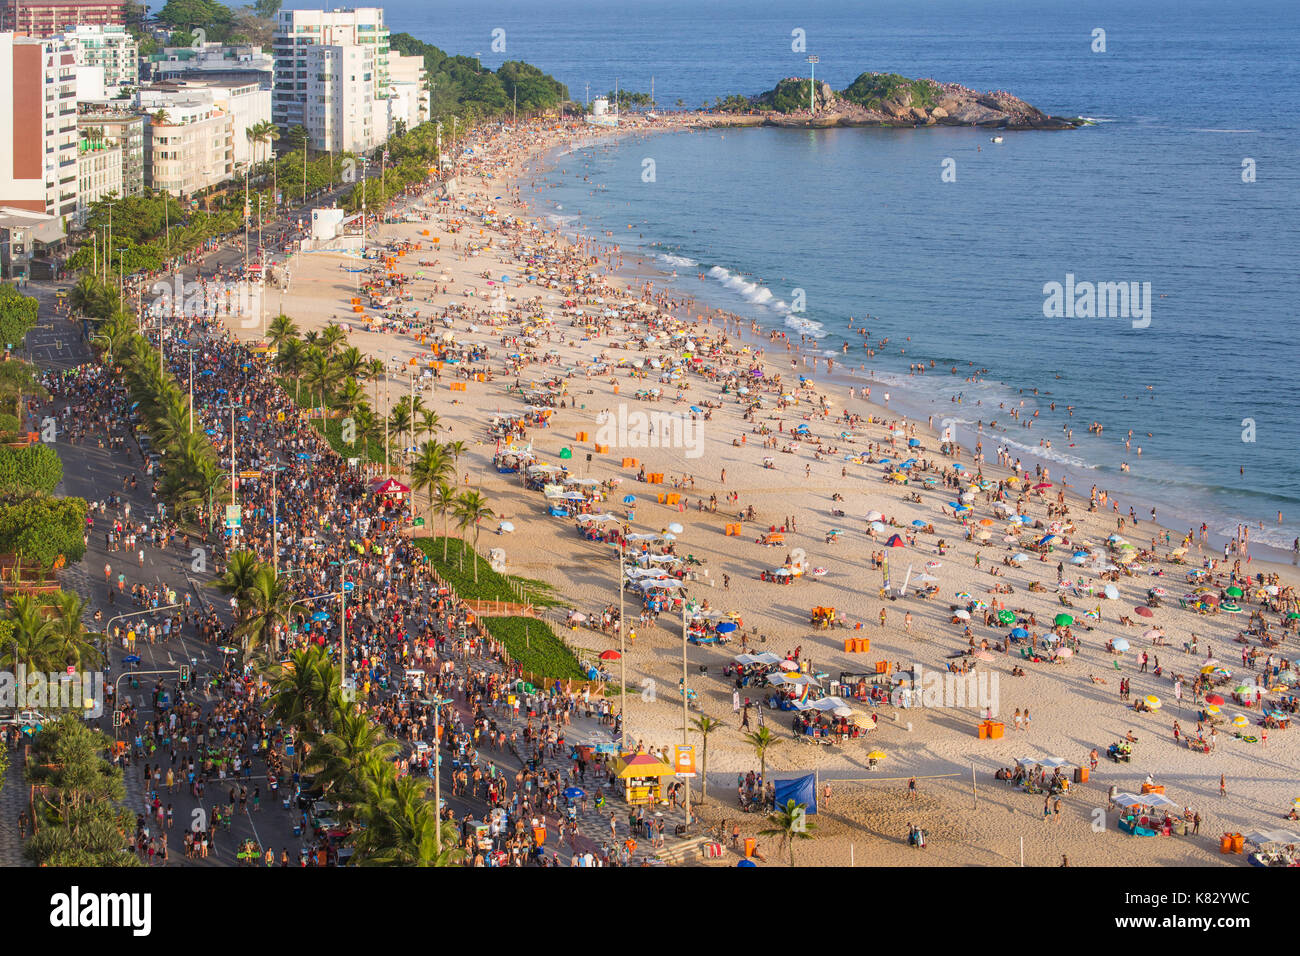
[220,115,1300,867]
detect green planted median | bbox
[413,537,563,607]
[480,616,585,681]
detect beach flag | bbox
[774,774,817,815]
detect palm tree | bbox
[306,707,399,800]
[275,337,308,404]
[212,550,265,622]
[416,410,442,443]
[454,491,494,583]
[760,799,817,867]
[689,714,722,803]
[152,109,169,126]
[410,441,453,532]
[431,483,457,562]
[232,566,294,658]
[49,591,102,669]
[318,323,347,360]
[744,726,779,783]
[70,274,111,320]
[267,314,299,349]
[335,377,365,419]
[387,404,412,460]
[268,645,341,737]
[304,349,339,411]
[2,593,62,672]
[336,345,366,381]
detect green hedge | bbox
[413,537,561,607]
[0,443,63,495]
[0,284,38,351]
[481,616,584,680]
[0,496,86,567]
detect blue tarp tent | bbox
[773,773,818,814]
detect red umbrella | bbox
[1205,693,1225,706]
[1134,606,1154,618]
[599,650,621,661]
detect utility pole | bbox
[806,55,819,114]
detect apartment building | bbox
[384,49,428,134]
[273,7,389,150]
[77,106,143,195]
[147,42,273,83]
[74,130,121,224]
[136,90,233,196]
[0,31,79,219]
[60,22,137,99]
[144,75,270,170]
[0,0,123,36]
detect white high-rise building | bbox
[59,23,137,100]
[0,31,79,219]
[136,90,234,197]
[272,7,389,152]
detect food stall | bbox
[612,750,676,807]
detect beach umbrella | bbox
[1287,612,1300,621]
[668,523,684,534]
[1103,584,1119,600]
[1135,606,1153,618]
[976,530,992,541]
[1056,647,1074,658]
[974,650,994,662]
[778,660,799,671]
[736,859,757,867]
[1145,695,1161,709]
[978,518,994,527]
[866,510,884,522]
[1054,613,1073,627]
[870,521,888,534]
[997,610,1016,624]
[1204,705,1221,715]
[716,621,737,634]
[1070,555,1088,564]
[311,611,331,622]
[622,495,637,504]
[833,706,854,717]
[953,609,971,621]
[1111,637,1130,652]
[498,521,515,533]
[1038,534,1058,546]
[1232,714,1250,728]
[563,787,586,801]
[866,750,887,761]
[1034,482,1052,490]
[1221,602,1242,613]
[123,655,141,664]
[1004,535,1019,545]
[1142,629,1163,641]
[1011,553,1028,562]
[917,573,939,583]
[219,646,239,655]
[1225,586,1244,598]
[1205,693,1224,706]
[599,650,621,661]
[1010,627,1028,638]
[908,438,921,447]
[911,519,927,528]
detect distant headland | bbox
[702,72,1082,130]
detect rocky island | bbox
[704,72,1080,130]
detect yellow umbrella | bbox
[1145,695,1162,709]
[1232,715,1249,727]
[866,750,887,760]
[1204,705,1221,715]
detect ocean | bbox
[368,0,1300,553]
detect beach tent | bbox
[884,534,906,548]
[773,774,818,814]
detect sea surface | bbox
[362,0,1300,553]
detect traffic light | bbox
[112,710,124,728]
[179,664,191,683]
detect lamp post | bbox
[806,55,819,114]
[681,601,690,826]
[217,402,240,505]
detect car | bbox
[1,709,49,729]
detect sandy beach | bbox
[221,115,1300,867]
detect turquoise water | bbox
[375,0,1300,551]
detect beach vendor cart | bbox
[612,750,676,807]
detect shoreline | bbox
[519,123,1298,573]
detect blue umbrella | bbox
[911,520,926,527]
[311,611,331,622]
[736,859,757,867]
[690,406,703,413]
[123,655,141,664]
[200,369,215,376]
[879,458,892,465]
[716,621,737,634]
[908,438,921,447]
[204,429,216,435]
[622,495,637,504]
[296,452,311,460]
[563,787,585,800]
[1010,627,1028,638]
